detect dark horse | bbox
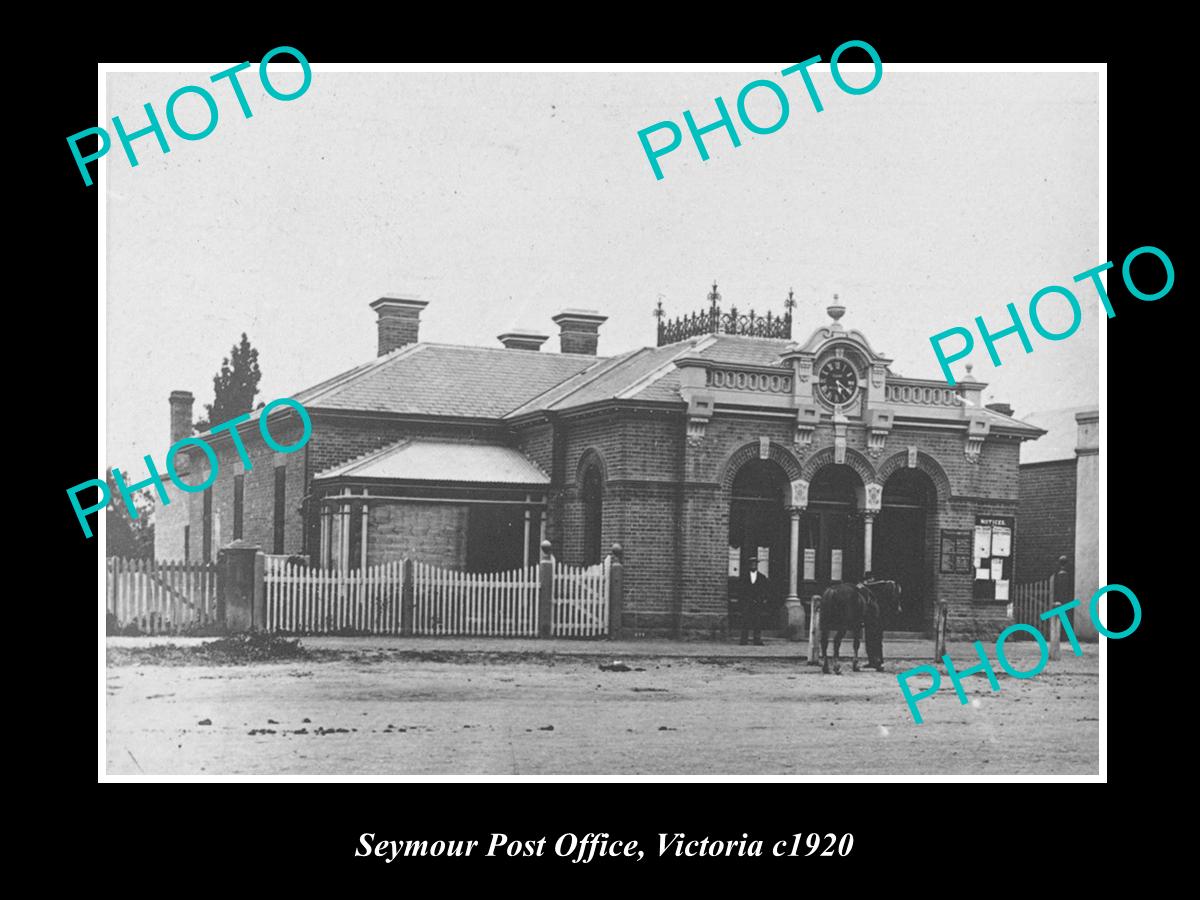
[819,579,902,674]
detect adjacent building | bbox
[1016,407,1101,639]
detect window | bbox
[202,490,213,561]
[582,465,603,566]
[273,466,286,554]
[233,474,245,540]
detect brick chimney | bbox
[498,330,549,351]
[552,309,607,355]
[985,401,1014,417]
[169,390,194,443]
[370,296,428,356]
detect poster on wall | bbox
[757,546,770,576]
[995,579,1010,601]
[803,548,816,581]
[831,549,843,582]
[991,526,1012,557]
[990,557,1005,581]
[974,525,992,559]
[728,547,740,578]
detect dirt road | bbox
[104,639,1099,776]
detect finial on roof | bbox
[708,281,721,310]
[653,297,664,320]
[784,288,796,312]
[827,293,846,325]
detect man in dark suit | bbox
[739,555,771,646]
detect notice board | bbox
[939,529,974,574]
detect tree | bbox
[105,468,155,559]
[194,333,262,431]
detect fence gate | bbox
[552,558,610,637]
[107,558,219,634]
[1010,575,1055,639]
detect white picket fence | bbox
[552,558,610,637]
[107,558,220,634]
[412,562,540,636]
[250,556,612,638]
[264,559,405,634]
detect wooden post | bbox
[538,540,554,638]
[934,599,949,660]
[252,551,265,630]
[401,558,414,636]
[1050,555,1071,660]
[807,595,821,664]
[608,543,624,639]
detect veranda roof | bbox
[313,439,550,485]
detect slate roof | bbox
[265,332,1044,435]
[314,438,550,484]
[295,343,603,418]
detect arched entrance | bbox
[801,464,865,595]
[874,468,936,630]
[727,459,790,629]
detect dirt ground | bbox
[104,637,1100,776]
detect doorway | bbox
[874,468,936,631]
[727,460,790,629]
[801,465,864,597]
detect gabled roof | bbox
[314,438,549,484]
[295,343,604,418]
[505,334,799,415]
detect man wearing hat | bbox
[738,554,770,646]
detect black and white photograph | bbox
[96,60,1106,778]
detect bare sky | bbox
[106,69,1099,466]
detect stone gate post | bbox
[218,539,264,632]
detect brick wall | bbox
[153,494,188,561]
[182,416,310,560]
[1016,459,1077,583]
[368,501,468,567]
[548,406,1027,639]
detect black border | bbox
[43,20,1180,877]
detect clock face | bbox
[818,358,858,405]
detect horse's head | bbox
[864,580,902,619]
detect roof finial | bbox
[653,297,665,320]
[707,281,721,311]
[827,293,846,325]
[784,288,796,313]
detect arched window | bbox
[582,464,604,566]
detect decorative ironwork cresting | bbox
[656,283,794,346]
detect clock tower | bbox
[783,296,895,460]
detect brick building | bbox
[1016,407,1101,639]
[155,286,1046,638]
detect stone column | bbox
[1073,410,1100,640]
[863,512,876,576]
[784,508,804,640]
